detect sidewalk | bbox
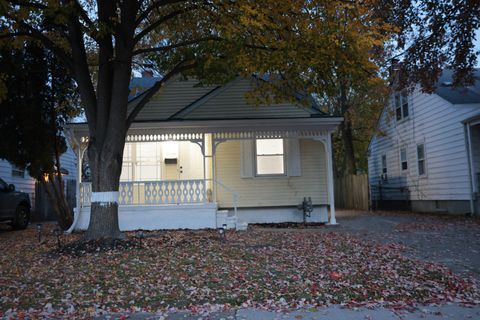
[97,304,480,319]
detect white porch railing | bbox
[80,180,207,206]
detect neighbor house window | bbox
[11,165,25,178]
[395,92,409,121]
[400,147,408,171]
[417,143,426,176]
[255,139,285,175]
[381,154,388,181]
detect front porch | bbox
[67,118,340,231]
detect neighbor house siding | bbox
[0,160,36,206]
[215,139,328,208]
[0,149,77,210]
[368,87,480,202]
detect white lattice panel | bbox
[80,180,206,206]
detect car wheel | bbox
[13,204,30,230]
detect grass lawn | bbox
[0,225,479,318]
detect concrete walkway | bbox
[97,304,480,319]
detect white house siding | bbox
[215,139,328,208]
[184,78,313,119]
[368,88,480,208]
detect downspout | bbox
[465,123,476,215]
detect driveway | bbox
[333,210,480,278]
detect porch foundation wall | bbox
[229,205,329,224]
[75,203,218,231]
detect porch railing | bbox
[80,179,207,206]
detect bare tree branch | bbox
[132,36,221,55]
[134,4,199,43]
[135,0,188,26]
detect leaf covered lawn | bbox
[0,225,479,318]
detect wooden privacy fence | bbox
[334,174,369,210]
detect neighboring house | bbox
[67,75,342,231]
[368,69,480,215]
[0,148,78,220]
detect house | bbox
[0,148,78,220]
[368,69,480,215]
[66,75,342,231]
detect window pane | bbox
[123,143,132,162]
[417,144,424,160]
[418,160,425,175]
[381,155,387,173]
[137,142,158,161]
[256,155,284,175]
[256,139,283,155]
[402,103,409,118]
[396,107,402,121]
[395,94,401,108]
[120,162,133,181]
[400,148,407,162]
[402,162,408,170]
[135,164,159,181]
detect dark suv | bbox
[0,177,31,229]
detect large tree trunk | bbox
[84,137,126,241]
[339,116,357,175]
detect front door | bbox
[163,159,180,180]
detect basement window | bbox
[255,139,285,175]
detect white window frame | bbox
[11,165,25,178]
[394,92,409,122]
[417,143,427,177]
[400,146,408,172]
[254,138,286,177]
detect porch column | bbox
[76,150,82,210]
[326,132,337,224]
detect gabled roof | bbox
[129,76,162,99]
[128,76,327,122]
[434,69,480,104]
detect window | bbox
[11,165,25,178]
[135,142,161,181]
[400,147,408,171]
[120,143,133,181]
[417,143,426,176]
[255,139,285,175]
[120,142,162,181]
[395,92,409,121]
[381,154,387,174]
